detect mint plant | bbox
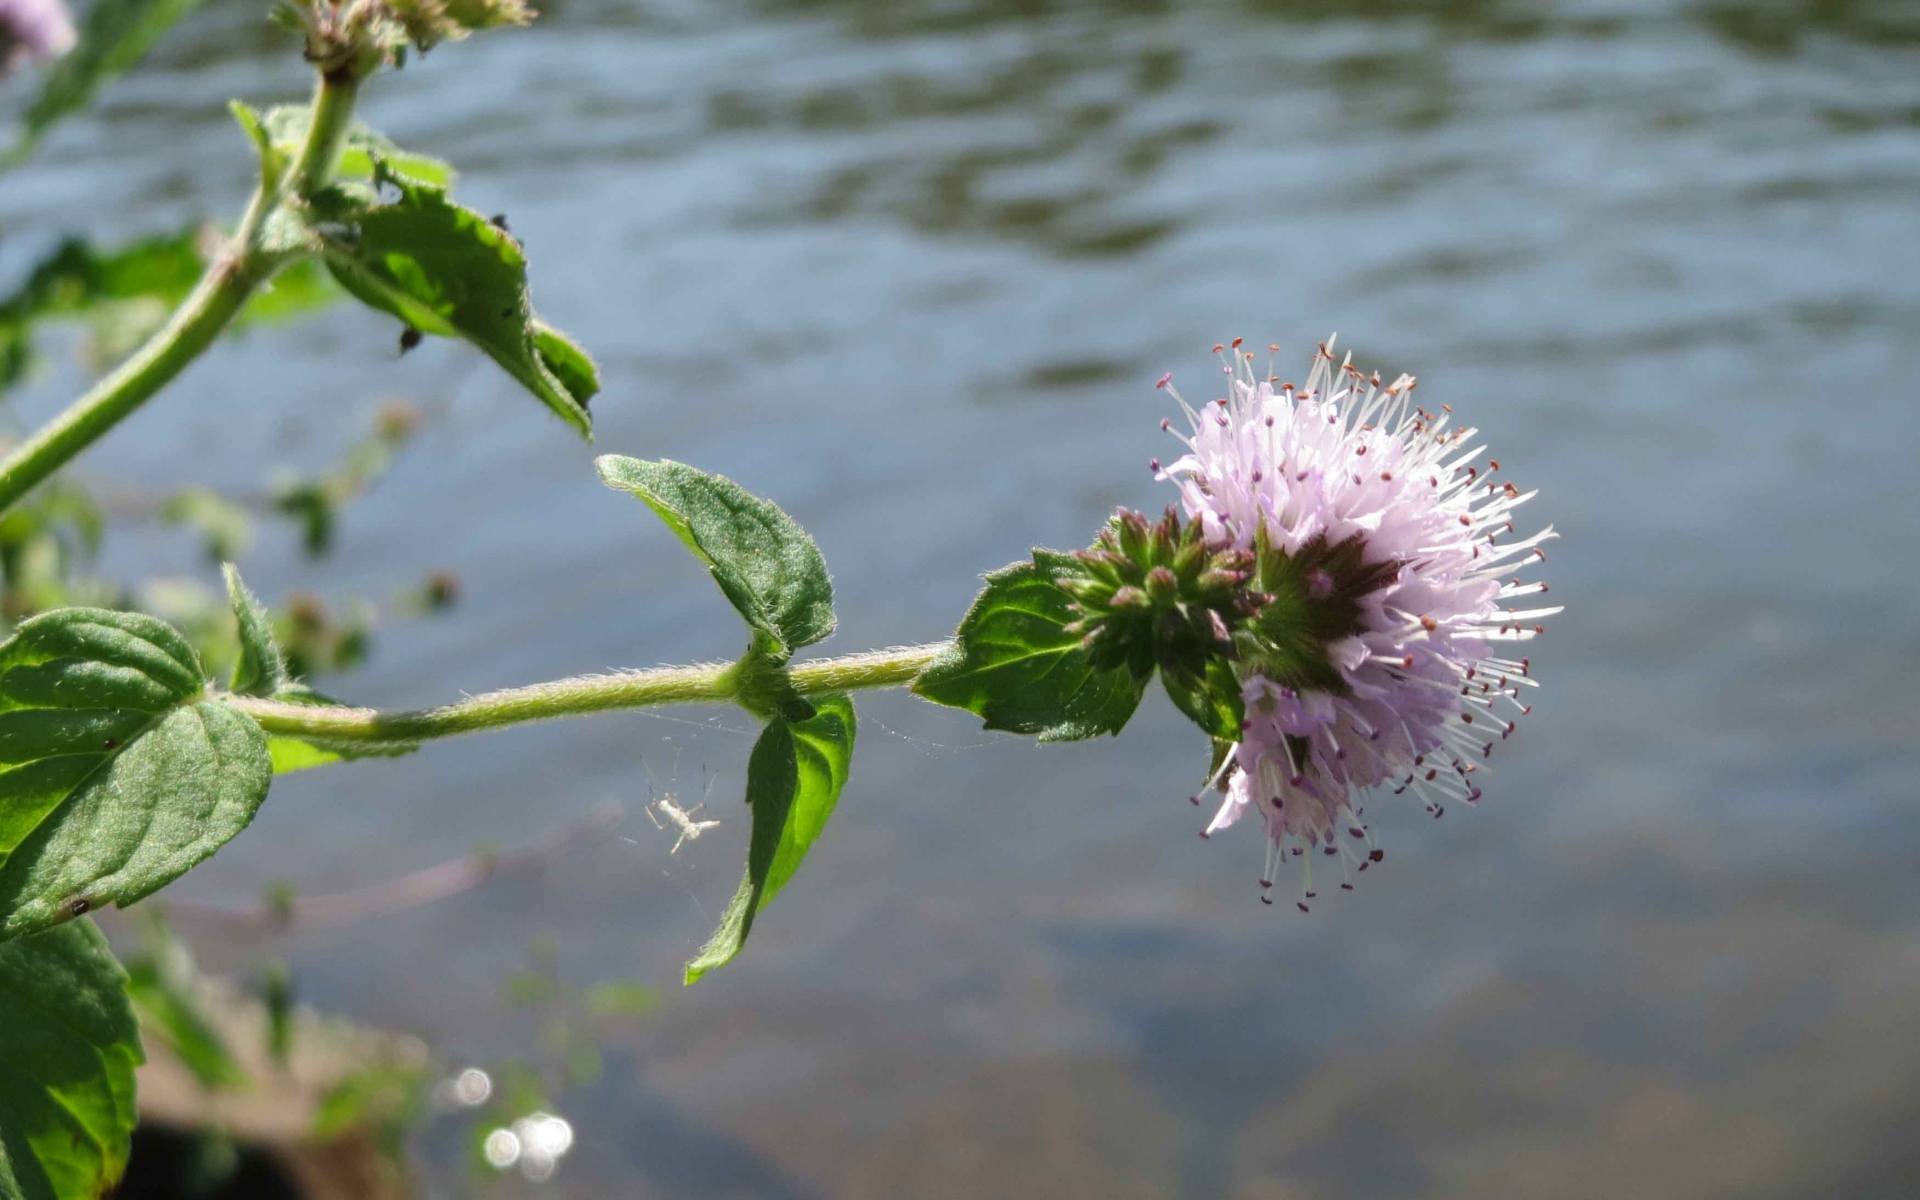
[0,4,1560,1196]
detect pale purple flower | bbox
[1158,337,1558,909]
[0,0,76,72]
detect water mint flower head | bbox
[1157,337,1559,909]
[0,0,75,73]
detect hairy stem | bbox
[224,642,949,746]
[0,74,362,514]
[290,74,360,196]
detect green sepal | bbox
[1238,525,1399,697]
[685,695,855,984]
[913,551,1145,743]
[0,919,143,1200]
[322,164,594,436]
[596,456,836,664]
[0,609,271,942]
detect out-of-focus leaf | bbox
[161,489,252,565]
[123,916,244,1092]
[2,0,208,167]
[311,1063,426,1146]
[0,232,339,393]
[262,960,294,1069]
[0,919,142,1200]
[582,982,656,1018]
[685,695,854,984]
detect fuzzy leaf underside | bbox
[323,169,596,436]
[0,609,271,942]
[0,920,142,1200]
[913,551,1144,742]
[685,696,854,984]
[596,456,836,662]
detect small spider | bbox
[648,795,719,854]
[647,769,719,854]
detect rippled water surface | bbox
[5,0,1920,1195]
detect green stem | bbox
[0,74,362,514]
[290,74,360,196]
[224,642,949,746]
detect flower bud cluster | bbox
[1059,506,1265,686]
[274,0,532,80]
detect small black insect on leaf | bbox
[490,213,511,232]
[399,326,424,355]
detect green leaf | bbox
[0,609,272,942]
[913,551,1145,742]
[0,919,142,1200]
[2,0,207,168]
[322,167,592,436]
[685,695,854,984]
[236,258,341,328]
[531,320,600,409]
[123,916,243,1092]
[267,737,339,774]
[1161,655,1244,741]
[258,106,455,189]
[222,565,285,699]
[229,101,286,192]
[596,456,835,662]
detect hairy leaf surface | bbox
[597,456,835,661]
[223,564,285,699]
[0,610,270,941]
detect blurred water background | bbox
[4,0,1919,1194]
